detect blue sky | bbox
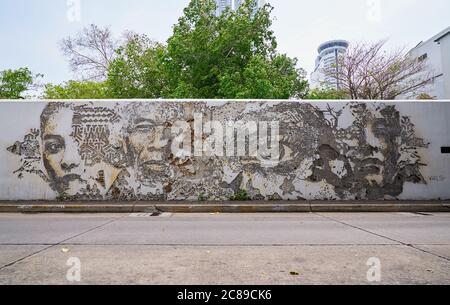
[1,0,449,84]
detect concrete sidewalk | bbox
[0,212,449,284]
[1,200,449,213]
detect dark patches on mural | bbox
[7,129,47,182]
[309,104,429,200]
[7,101,430,201]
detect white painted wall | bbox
[438,34,450,99]
[393,102,450,199]
[0,102,55,200]
[402,27,450,99]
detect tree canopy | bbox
[107,34,168,98]
[43,80,110,99]
[105,0,308,99]
[321,40,432,100]
[60,24,119,81]
[5,1,437,101]
[0,68,36,99]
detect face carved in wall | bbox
[34,103,124,199]
[310,103,429,200]
[40,104,86,197]
[123,103,176,189]
[352,107,401,187]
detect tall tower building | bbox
[310,40,349,90]
[215,0,265,16]
[215,0,233,16]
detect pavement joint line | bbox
[0,215,126,271]
[314,213,450,262]
[3,243,450,246]
[14,243,401,247]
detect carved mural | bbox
[7,101,430,201]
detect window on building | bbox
[418,53,428,62]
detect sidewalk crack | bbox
[0,216,125,271]
[314,213,450,262]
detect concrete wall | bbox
[0,100,449,201]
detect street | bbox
[0,212,449,285]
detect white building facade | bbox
[403,26,450,99]
[310,40,349,90]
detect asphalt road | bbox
[0,212,449,285]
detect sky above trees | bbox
[1,0,449,84]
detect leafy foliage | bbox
[230,189,251,201]
[163,0,307,99]
[104,0,307,99]
[0,68,36,99]
[198,192,208,202]
[43,81,110,99]
[45,0,308,99]
[107,34,168,98]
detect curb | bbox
[0,201,449,213]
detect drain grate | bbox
[412,212,433,216]
[129,213,159,217]
[129,212,172,217]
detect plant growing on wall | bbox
[230,189,251,201]
[198,193,208,202]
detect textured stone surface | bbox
[1,100,449,201]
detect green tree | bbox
[0,68,35,99]
[43,80,109,99]
[165,0,307,99]
[107,34,168,98]
[218,54,307,99]
[105,0,308,99]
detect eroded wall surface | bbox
[0,100,449,201]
